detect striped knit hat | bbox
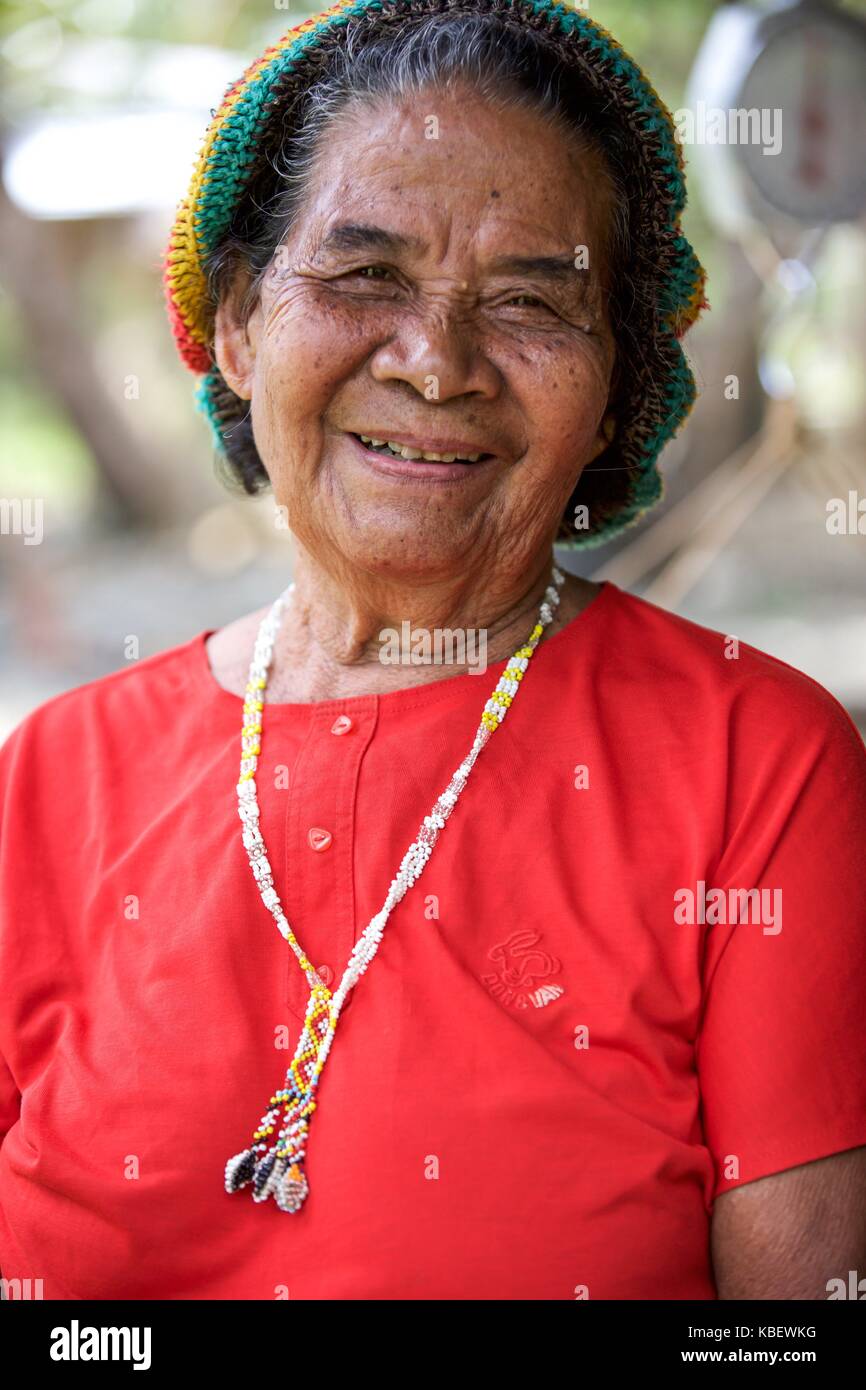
[164,0,707,548]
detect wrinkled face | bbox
[216,84,618,586]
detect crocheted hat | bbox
[164,0,707,548]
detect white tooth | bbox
[360,435,372,443]
[371,439,484,463]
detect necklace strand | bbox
[225,564,566,1212]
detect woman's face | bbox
[216,85,618,589]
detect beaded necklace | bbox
[225,564,566,1212]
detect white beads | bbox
[251,854,271,882]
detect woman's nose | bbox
[369,307,502,403]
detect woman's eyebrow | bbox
[316,225,592,294]
[318,223,423,257]
[486,252,586,284]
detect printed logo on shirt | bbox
[481,929,564,1009]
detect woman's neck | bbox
[206,555,600,703]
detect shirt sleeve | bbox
[0,1052,19,1152]
[0,726,23,1153]
[697,668,866,1199]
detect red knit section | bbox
[164,278,212,373]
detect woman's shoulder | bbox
[0,630,210,774]
[587,583,863,749]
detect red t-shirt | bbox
[1,581,865,1300]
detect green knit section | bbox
[196,371,226,454]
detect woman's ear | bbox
[213,267,258,401]
[586,412,617,465]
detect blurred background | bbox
[1,0,864,738]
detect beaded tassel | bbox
[226,566,565,1211]
[226,982,331,1211]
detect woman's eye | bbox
[350,266,393,282]
[503,293,557,314]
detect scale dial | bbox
[737,8,866,222]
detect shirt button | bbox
[330,715,353,736]
[308,827,332,852]
[316,964,335,986]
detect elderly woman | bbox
[1,0,865,1303]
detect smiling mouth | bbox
[350,433,494,465]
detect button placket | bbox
[283,698,377,1022]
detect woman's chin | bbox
[342,527,485,582]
